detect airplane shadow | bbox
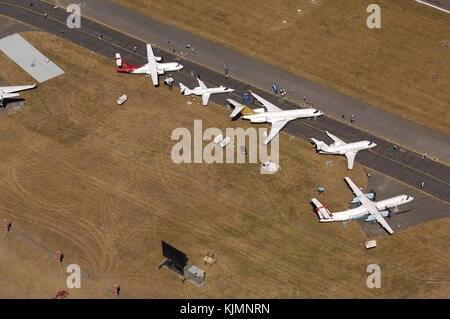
[1,98,25,107]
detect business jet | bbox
[227,91,323,144]
[310,131,377,169]
[179,78,234,106]
[115,44,183,86]
[311,177,414,235]
[0,84,37,106]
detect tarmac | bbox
[359,169,449,237]
[0,1,448,209]
[55,0,450,164]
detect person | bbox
[351,114,355,123]
[393,145,397,151]
[342,114,345,119]
[367,172,371,177]
[421,181,425,188]
[133,46,137,53]
[44,12,48,18]
[422,153,427,159]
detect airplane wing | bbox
[197,78,207,90]
[344,176,365,198]
[373,213,395,235]
[146,44,159,86]
[249,90,281,112]
[202,93,211,106]
[345,176,395,234]
[264,119,290,144]
[326,131,345,146]
[0,84,36,94]
[344,151,358,170]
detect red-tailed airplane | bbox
[115,44,183,86]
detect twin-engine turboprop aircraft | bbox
[311,177,414,235]
[115,44,183,86]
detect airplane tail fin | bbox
[115,53,122,67]
[179,83,188,94]
[227,99,255,117]
[311,198,333,221]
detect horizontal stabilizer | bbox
[115,53,122,67]
[311,198,333,220]
[0,93,20,99]
[230,106,245,118]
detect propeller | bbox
[369,188,376,201]
[387,206,419,218]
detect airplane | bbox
[179,78,234,106]
[310,131,377,169]
[115,44,183,86]
[227,90,323,144]
[0,84,37,106]
[311,176,414,235]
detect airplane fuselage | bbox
[117,62,183,74]
[319,140,376,155]
[243,108,323,123]
[183,86,234,96]
[320,195,413,222]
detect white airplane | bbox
[310,131,377,169]
[115,44,183,86]
[0,84,37,106]
[179,78,234,106]
[312,177,414,235]
[228,90,323,144]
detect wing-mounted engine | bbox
[364,210,389,222]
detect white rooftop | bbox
[0,33,64,83]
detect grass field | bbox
[111,0,450,136]
[0,30,448,298]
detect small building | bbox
[117,94,127,105]
[214,134,223,144]
[219,136,231,148]
[365,240,377,249]
[183,264,206,286]
[261,161,280,173]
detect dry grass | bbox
[0,30,447,298]
[112,0,450,136]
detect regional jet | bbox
[310,131,377,169]
[227,90,323,144]
[115,44,183,86]
[179,78,234,105]
[311,177,414,235]
[0,84,37,106]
